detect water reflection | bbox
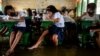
[0,45,100,56]
[14,47,100,56]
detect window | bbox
[89,0,95,3]
[82,0,88,13]
[96,0,100,14]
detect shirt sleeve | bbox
[3,15,9,20]
[54,12,61,19]
[12,12,24,20]
[81,16,85,20]
[95,15,100,22]
[18,11,25,17]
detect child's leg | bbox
[8,31,22,52]
[96,32,100,48]
[52,34,58,46]
[5,31,23,56]
[28,30,48,49]
[10,31,22,51]
[10,31,16,47]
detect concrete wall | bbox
[2,0,76,11]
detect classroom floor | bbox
[0,45,100,56]
[0,37,100,56]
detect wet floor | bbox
[0,38,100,56]
[0,46,100,56]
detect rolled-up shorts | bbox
[13,26,26,32]
[48,25,64,43]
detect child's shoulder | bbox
[81,14,88,19]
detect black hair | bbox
[61,7,68,14]
[27,8,32,16]
[39,13,43,17]
[46,5,58,14]
[4,5,15,15]
[33,11,37,16]
[87,3,96,10]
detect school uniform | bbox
[13,12,26,32]
[63,15,76,31]
[48,12,65,42]
[63,15,77,45]
[81,14,100,37]
[81,14,99,22]
[81,14,100,29]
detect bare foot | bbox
[28,45,38,50]
[5,50,11,56]
[5,49,14,56]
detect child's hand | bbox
[46,15,50,20]
[9,16,13,20]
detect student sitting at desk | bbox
[28,5,64,50]
[3,5,26,56]
[81,3,100,48]
[61,7,77,46]
[81,3,99,24]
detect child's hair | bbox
[33,11,37,16]
[4,5,15,15]
[87,3,96,10]
[61,7,68,14]
[27,8,32,16]
[46,5,58,14]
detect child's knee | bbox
[96,37,100,47]
[43,30,48,33]
[11,31,16,34]
[52,34,58,46]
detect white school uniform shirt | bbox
[16,11,26,27]
[53,12,65,27]
[81,14,100,37]
[63,15,75,23]
[1,15,9,21]
[81,14,99,22]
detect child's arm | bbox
[90,28,100,32]
[47,18,59,23]
[9,16,24,22]
[93,29,100,32]
[46,14,59,23]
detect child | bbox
[61,7,77,46]
[81,3,100,47]
[4,5,26,56]
[28,5,65,50]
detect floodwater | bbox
[0,45,100,56]
[0,38,100,56]
[15,47,100,56]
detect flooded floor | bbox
[0,46,100,56]
[0,38,100,56]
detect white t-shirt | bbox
[42,14,47,21]
[63,15,75,23]
[82,14,100,37]
[0,12,26,27]
[53,12,65,27]
[0,15,9,21]
[16,11,26,27]
[81,14,99,22]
